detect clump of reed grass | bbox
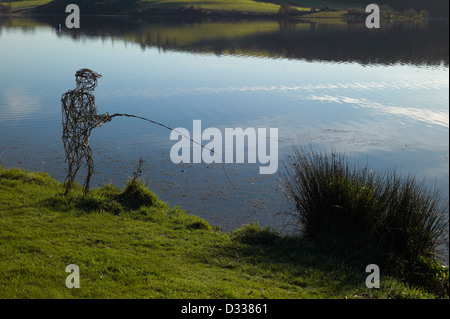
[116,179,160,211]
[281,146,448,285]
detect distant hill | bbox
[349,0,448,18]
[31,0,450,18]
[263,0,449,18]
[33,0,140,15]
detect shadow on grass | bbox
[203,223,373,296]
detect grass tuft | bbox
[231,222,279,246]
[0,168,56,186]
[188,219,213,231]
[281,146,449,293]
[116,179,160,211]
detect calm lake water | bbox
[0,16,448,235]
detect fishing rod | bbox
[105,112,238,190]
[102,112,263,212]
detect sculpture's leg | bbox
[63,136,74,195]
[64,165,74,195]
[83,144,94,195]
[64,153,79,194]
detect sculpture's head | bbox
[75,68,102,91]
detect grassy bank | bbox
[0,0,52,13]
[0,165,445,298]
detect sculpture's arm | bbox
[93,112,112,127]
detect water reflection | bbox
[1,15,448,66]
[0,87,41,122]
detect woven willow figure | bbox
[62,69,111,195]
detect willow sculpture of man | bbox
[61,68,111,195]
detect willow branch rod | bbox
[107,113,238,191]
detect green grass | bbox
[299,10,347,18]
[0,0,52,10]
[0,166,443,298]
[257,0,364,10]
[141,0,361,12]
[141,0,284,13]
